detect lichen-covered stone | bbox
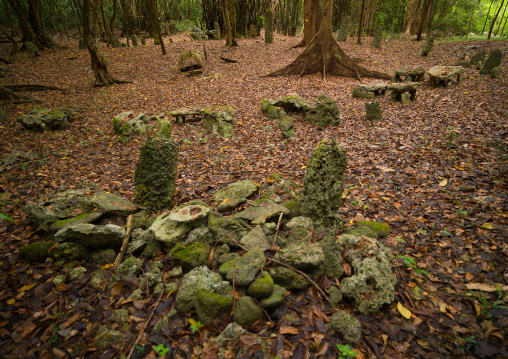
[240,225,270,251]
[175,266,226,312]
[328,310,362,343]
[233,199,289,225]
[53,275,67,286]
[270,266,310,290]
[195,288,233,324]
[233,296,264,326]
[323,249,344,278]
[264,8,274,44]
[491,66,501,79]
[339,235,397,314]
[19,241,54,263]
[128,288,145,300]
[94,325,123,347]
[265,95,309,113]
[91,249,117,265]
[275,242,324,270]
[213,323,245,347]
[419,31,438,56]
[48,242,90,261]
[213,180,258,211]
[112,256,143,284]
[267,105,279,119]
[219,248,266,286]
[278,116,295,138]
[182,225,215,246]
[150,205,209,247]
[218,252,241,265]
[170,243,210,269]
[284,216,314,231]
[352,87,374,99]
[356,220,390,238]
[480,49,503,75]
[301,139,347,229]
[16,108,69,131]
[213,21,221,40]
[371,25,382,48]
[259,284,286,309]
[335,15,350,42]
[90,270,106,288]
[134,137,179,211]
[248,273,274,298]
[344,226,378,239]
[365,101,383,121]
[470,49,487,68]
[70,267,87,281]
[203,107,234,138]
[54,224,125,249]
[156,119,172,140]
[49,212,103,232]
[305,95,341,127]
[283,201,302,218]
[329,286,342,306]
[24,41,40,58]
[208,214,249,246]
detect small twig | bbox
[272,212,284,246]
[126,291,164,359]
[267,257,332,306]
[254,297,274,324]
[230,268,239,321]
[113,214,134,270]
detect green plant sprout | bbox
[336,344,358,359]
[396,255,429,276]
[0,213,13,222]
[466,285,508,318]
[190,320,203,333]
[153,343,169,356]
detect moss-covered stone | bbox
[240,225,269,251]
[208,214,249,246]
[365,100,383,121]
[213,180,258,211]
[275,242,325,270]
[19,241,55,263]
[323,249,344,278]
[156,119,172,140]
[175,266,226,312]
[270,266,310,290]
[54,223,125,249]
[491,66,501,79]
[219,248,266,286]
[112,118,122,134]
[356,220,390,238]
[335,15,350,42]
[94,325,123,347]
[49,212,103,232]
[301,139,347,229]
[233,296,264,326]
[112,256,143,284]
[283,201,302,219]
[91,249,117,264]
[203,107,234,138]
[90,270,106,288]
[259,284,286,309]
[195,288,233,324]
[24,41,40,58]
[48,242,90,261]
[470,49,487,68]
[111,37,122,48]
[267,105,279,119]
[134,137,178,211]
[264,8,274,44]
[344,226,378,239]
[419,31,438,56]
[218,252,241,265]
[329,285,342,306]
[371,25,382,48]
[131,35,139,47]
[278,116,295,137]
[305,95,341,127]
[53,274,67,286]
[170,243,210,269]
[328,310,362,343]
[248,273,274,298]
[213,21,221,40]
[480,49,503,75]
[70,267,87,281]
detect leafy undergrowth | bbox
[0,33,507,358]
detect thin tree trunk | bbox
[42,0,58,36]
[494,1,508,35]
[1,0,18,37]
[51,0,70,41]
[149,0,166,54]
[294,0,319,47]
[70,0,83,37]
[416,0,432,41]
[488,0,505,39]
[465,1,479,40]
[482,0,495,34]
[357,0,366,44]
[118,0,131,46]
[500,6,508,35]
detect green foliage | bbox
[336,344,358,359]
[153,343,169,356]
[178,50,203,68]
[397,255,429,276]
[466,285,508,318]
[190,320,203,333]
[0,212,13,222]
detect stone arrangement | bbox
[166,106,235,139]
[16,107,76,131]
[353,81,389,98]
[112,111,153,140]
[391,67,426,83]
[427,66,465,88]
[480,49,503,75]
[365,100,383,121]
[387,82,419,103]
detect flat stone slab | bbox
[428,66,465,88]
[393,67,426,82]
[358,81,388,94]
[387,82,419,103]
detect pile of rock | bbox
[112,111,156,141]
[16,107,76,131]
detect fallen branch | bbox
[113,214,134,270]
[5,84,65,92]
[220,56,239,63]
[0,86,40,103]
[180,63,202,72]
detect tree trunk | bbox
[482,0,495,34]
[148,0,166,54]
[221,0,237,46]
[294,0,319,47]
[402,0,422,38]
[465,1,478,40]
[83,0,128,86]
[495,1,508,35]
[267,0,389,80]
[357,0,366,44]
[118,0,131,46]
[416,0,432,41]
[488,0,505,39]
[1,0,18,37]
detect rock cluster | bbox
[16,107,76,131]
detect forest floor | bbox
[0,32,507,359]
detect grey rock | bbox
[17,108,69,131]
[480,49,503,75]
[218,253,241,265]
[233,296,264,327]
[54,224,125,249]
[91,249,117,265]
[219,248,266,286]
[90,270,106,288]
[175,266,226,312]
[53,274,67,286]
[240,225,270,251]
[49,212,103,232]
[259,284,286,309]
[169,266,183,278]
[270,266,310,290]
[128,288,145,300]
[275,242,324,270]
[213,323,245,347]
[328,310,362,343]
[48,242,89,261]
[70,267,87,281]
[233,199,289,225]
[203,107,234,138]
[213,180,258,211]
[112,256,143,284]
[278,116,295,137]
[284,216,314,231]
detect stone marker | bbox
[365,101,382,121]
[25,41,40,58]
[301,139,347,229]
[427,66,464,88]
[480,49,503,75]
[387,82,419,102]
[265,8,274,44]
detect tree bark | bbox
[465,1,479,40]
[482,0,495,34]
[148,0,166,54]
[221,0,237,46]
[293,0,319,48]
[416,0,432,41]
[495,0,508,35]
[488,0,505,39]
[402,0,422,38]
[83,0,129,86]
[357,0,366,44]
[267,0,389,80]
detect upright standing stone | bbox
[24,41,40,58]
[78,38,87,49]
[131,35,139,47]
[141,37,146,46]
[365,101,382,121]
[265,8,274,44]
[371,25,382,48]
[301,140,347,229]
[134,135,179,211]
[111,38,122,48]
[419,31,438,56]
[214,21,221,40]
[470,49,486,69]
[250,24,257,38]
[335,15,350,42]
[480,49,503,75]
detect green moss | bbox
[283,201,302,218]
[196,288,234,324]
[156,119,172,140]
[248,275,274,298]
[170,243,209,269]
[19,241,55,263]
[356,220,390,238]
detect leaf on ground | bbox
[439,179,448,187]
[466,283,508,292]
[17,284,36,292]
[397,302,412,319]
